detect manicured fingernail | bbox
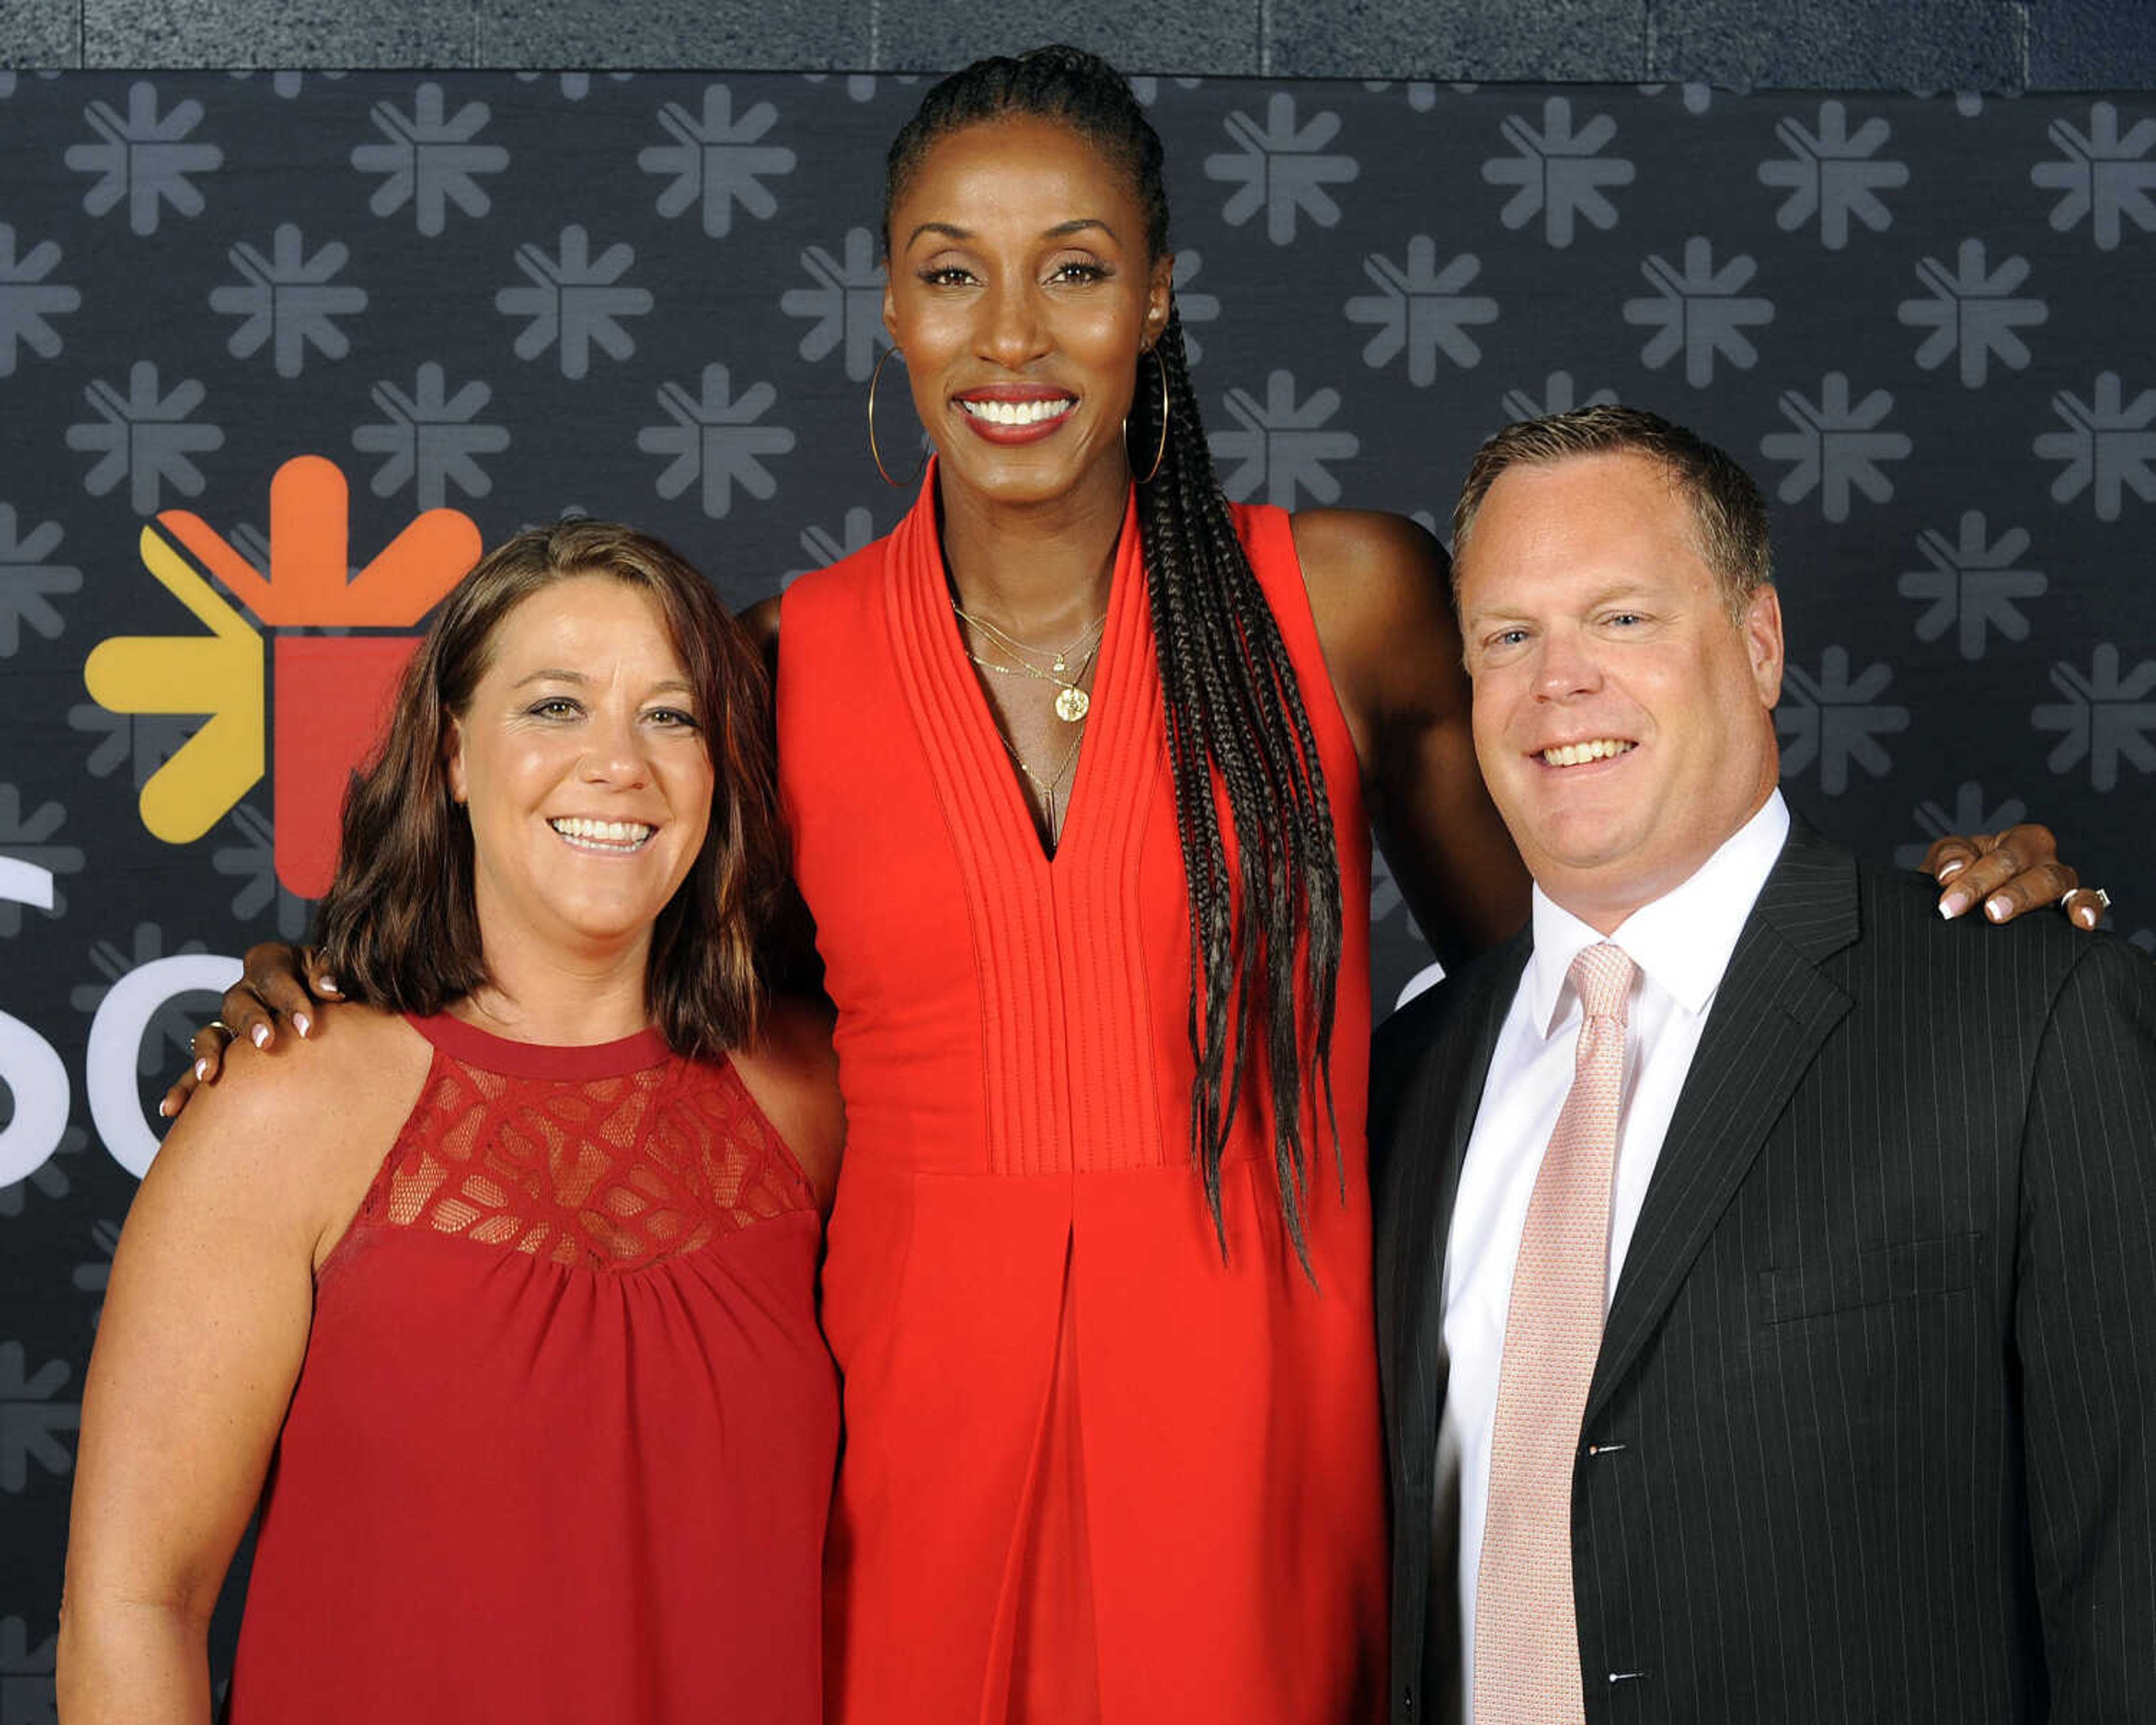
[2078,904,2098,927]
[159,1097,176,1117]
[1935,858,1966,882]
[317,975,340,996]
[293,1011,312,1038]
[1939,888,1971,919]
[1985,895,2011,922]
[194,1058,209,1081]
[251,1023,271,1048]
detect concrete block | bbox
[2,0,79,69]
[478,0,871,69]
[1648,0,2022,89]
[871,0,1261,77]
[83,0,466,65]
[1268,0,1646,80]
[2031,0,2156,88]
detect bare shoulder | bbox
[143,1006,432,1259]
[1289,506,1447,591]
[1289,508,1465,739]
[727,993,844,1210]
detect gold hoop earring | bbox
[1132,345,1170,486]
[867,346,928,489]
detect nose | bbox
[1533,624,1604,701]
[581,706,651,788]
[978,276,1048,368]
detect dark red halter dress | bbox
[225,1013,837,1723]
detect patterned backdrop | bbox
[3,69,2154,1701]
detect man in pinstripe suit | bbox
[1371,405,2156,1724]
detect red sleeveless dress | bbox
[226,1013,838,1722]
[779,474,1385,1723]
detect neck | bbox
[1545,783,1779,936]
[458,929,655,1046]
[935,458,1130,630]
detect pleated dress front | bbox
[779,472,1386,1723]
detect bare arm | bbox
[1293,509,1530,971]
[60,1024,420,1720]
[728,992,846,1214]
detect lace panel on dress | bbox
[364,1053,811,1271]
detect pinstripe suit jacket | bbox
[1369,820,2156,1725]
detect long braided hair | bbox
[885,47,1346,1264]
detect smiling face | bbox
[1457,450,1785,933]
[883,113,1173,510]
[445,573,714,970]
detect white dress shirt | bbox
[1437,790,1790,1721]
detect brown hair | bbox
[310,519,783,1056]
[1451,404,1774,620]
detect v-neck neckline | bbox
[912,472,1146,870]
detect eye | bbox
[528,697,582,719]
[1047,259,1111,285]
[644,706,701,730]
[918,264,977,288]
[1488,628,1530,649]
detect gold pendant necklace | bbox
[955,604,1106,724]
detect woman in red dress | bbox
[60,523,843,1722]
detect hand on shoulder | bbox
[149,1005,432,1271]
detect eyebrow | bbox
[1464,581,1661,627]
[511,670,696,696]
[904,216,1121,250]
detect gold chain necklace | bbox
[953,605,1106,723]
[952,605,1106,669]
[995,723,1084,834]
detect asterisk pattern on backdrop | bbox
[1,73,2153,1701]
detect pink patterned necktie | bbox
[1473,941,1637,1725]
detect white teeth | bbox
[959,397,1074,426]
[1541,740,1637,768]
[549,817,654,848]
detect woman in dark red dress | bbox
[59,522,842,1723]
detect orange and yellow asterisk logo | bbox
[84,454,481,896]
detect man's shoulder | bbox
[1790,843,2156,1046]
[1370,939,1526,1122]
[1843,848,2096,978]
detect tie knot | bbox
[1569,942,1634,1024]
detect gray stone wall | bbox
[4,0,2156,87]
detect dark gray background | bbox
[3,1,2155,1717]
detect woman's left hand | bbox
[1923,823,2111,929]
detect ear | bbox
[1145,252,1175,346]
[444,715,468,805]
[881,273,899,347]
[1744,584,1785,708]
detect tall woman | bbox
[766,49,1525,1722]
[62,523,843,1722]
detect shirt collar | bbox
[1524,790,1790,1035]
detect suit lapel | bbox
[1583,823,1858,1427]
[1381,939,1527,1484]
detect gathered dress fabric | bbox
[779,471,1384,1724]
[226,1013,837,1723]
